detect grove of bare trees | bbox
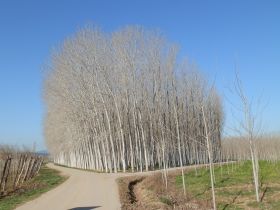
[222,135,280,163]
[43,26,223,173]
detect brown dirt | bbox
[118,171,212,210]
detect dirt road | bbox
[16,163,121,210]
[16,162,220,210]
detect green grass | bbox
[176,161,280,210]
[0,165,67,210]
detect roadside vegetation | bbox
[0,165,67,210]
[119,160,280,210]
[0,146,67,210]
[0,147,43,197]
[118,169,208,210]
[178,161,280,210]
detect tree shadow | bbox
[261,186,269,202]
[222,190,242,210]
[68,206,101,210]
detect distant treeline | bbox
[222,135,280,162]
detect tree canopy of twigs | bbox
[43,26,223,173]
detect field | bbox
[118,161,280,210]
[0,165,67,210]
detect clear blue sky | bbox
[0,0,279,150]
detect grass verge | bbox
[118,161,280,210]
[176,161,280,210]
[0,164,67,210]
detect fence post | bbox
[0,156,12,195]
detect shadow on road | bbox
[68,206,101,210]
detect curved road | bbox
[16,162,216,210]
[16,163,122,210]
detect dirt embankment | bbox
[118,171,211,210]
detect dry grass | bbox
[118,170,211,210]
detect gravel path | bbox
[16,163,121,210]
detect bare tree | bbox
[201,91,218,210]
[43,26,223,176]
[232,73,262,202]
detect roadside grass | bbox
[0,165,67,210]
[176,161,280,210]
